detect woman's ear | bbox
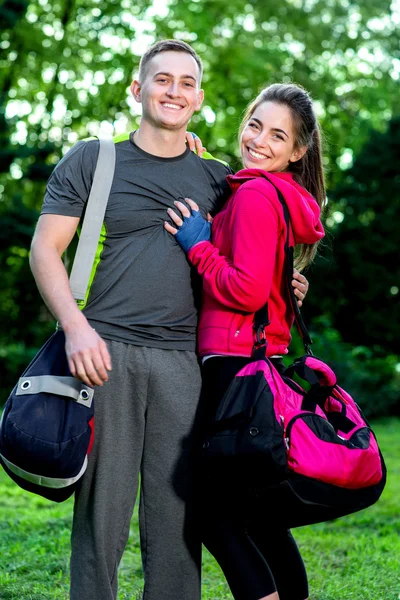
[290,145,308,163]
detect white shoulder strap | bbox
[69,136,116,301]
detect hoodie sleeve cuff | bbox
[187,240,213,263]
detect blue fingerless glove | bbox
[174,209,211,253]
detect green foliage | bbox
[0,0,29,29]
[304,117,400,356]
[0,196,54,404]
[151,0,399,179]
[0,418,399,599]
[291,317,400,418]
[1,0,398,188]
[0,0,399,414]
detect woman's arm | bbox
[165,196,309,309]
[191,188,279,312]
[165,188,280,312]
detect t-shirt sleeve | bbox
[211,167,234,215]
[41,139,100,217]
[199,152,233,215]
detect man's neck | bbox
[134,121,187,158]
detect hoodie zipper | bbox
[234,316,245,337]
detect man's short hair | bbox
[139,39,203,84]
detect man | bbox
[30,40,308,599]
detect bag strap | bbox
[69,136,116,301]
[252,176,313,358]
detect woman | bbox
[165,83,325,600]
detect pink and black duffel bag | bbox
[201,178,386,527]
[202,352,386,527]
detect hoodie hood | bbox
[227,168,324,244]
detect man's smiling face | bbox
[132,51,204,132]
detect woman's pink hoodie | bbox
[187,168,324,358]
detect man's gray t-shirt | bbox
[42,133,232,351]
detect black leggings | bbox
[200,356,309,600]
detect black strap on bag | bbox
[252,177,314,360]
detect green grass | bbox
[0,419,399,599]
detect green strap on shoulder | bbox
[69,136,116,301]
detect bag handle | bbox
[252,177,313,358]
[69,136,116,301]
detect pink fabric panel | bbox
[236,360,264,377]
[287,420,383,488]
[267,363,306,420]
[234,360,303,422]
[265,365,327,420]
[314,405,327,419]
[324,396,344,414]
[240,361,327,422]
[305,357,337,386]
[332,387,366,426]
[235,361,265,377]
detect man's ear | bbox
[131,80,142,103]
[290,145,307,163]
[195,89,204,112]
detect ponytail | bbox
[289,127,326,270]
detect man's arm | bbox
[30,214,111,387]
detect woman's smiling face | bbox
[240,101,306,172]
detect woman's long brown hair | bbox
[239,83,326,270]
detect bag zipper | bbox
[284,412,328,449]
[279,414,290,450]
[285,412,372,450]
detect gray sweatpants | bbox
[70,341,203,600]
